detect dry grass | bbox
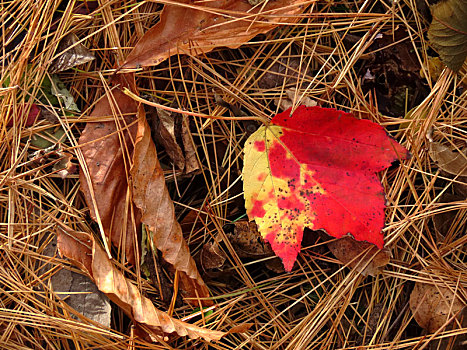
[1,0,466,349]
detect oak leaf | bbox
[243,106,409,271]
[123,0,309,68]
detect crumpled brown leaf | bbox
[79,86,141,265]
[429,141,467,177]
[131,106,211,306]
[39,236,111,328]
[49,33,95,73]
[327,236,391,277]
[409,270,466,333]
[56,227,225,342]
[152,107,200,174]
[123,0,309,68]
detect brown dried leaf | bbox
[200,242,226,271]
[153,107,186,171]
[49,33,95,73]
[40,236,111,328]
[131,109,211,306]
[429,141,467,177]
[123,0,309,68]
[56,228,225,342]
[78,87,141,265]
[409,272,466,332]
[327,236,391,277]
[229,220,273,258]
[181,117,200,174]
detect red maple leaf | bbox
[243,106,409,271]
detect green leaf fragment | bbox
[428,0,467,72]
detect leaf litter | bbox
[2,0,467,348]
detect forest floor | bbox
[1,1,466,349]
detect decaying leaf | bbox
[79,87,141,265]
[6,103,40,127]
[409,271,466,333]
[327,236,391,277]
[228,220,274,258]
[56,227,225,342]
[243,106,409,271]
[131,106,211,306]
[151,107,200,174]
[40,236,111,328]
[49,33,95,74]
[427,0,467,72]
[200,242,226,271]
[429,141,467,177]
[123,0,309,68]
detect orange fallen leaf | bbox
[80,76,209,304]
[56,227,225,342]
[123,0,309,68]
[79,85,141,265]
[131,103,212,306]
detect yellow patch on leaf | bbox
[243,125,324,271]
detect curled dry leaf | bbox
[429,141,467,177]
[39,236,111,328]
[152,107,200,174]
[79,87,141,265]
[49,33,95,74]
[409,271,466,333]
[123,0,310,68]
[200,242,226,271]
[56,227,225,342]
[327,236,391,277]
[131,108,211,306]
